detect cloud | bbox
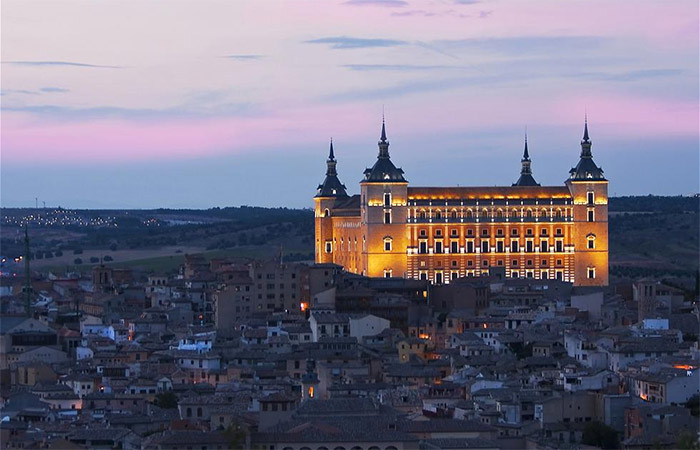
[304,36,408,49]
[224,54,264,60]
[454,0,480,4]
[344,0,408,6]
[342,64,463,71]
[1,99,258,121]
[432,36,607,56]
[40,87,70,93]
[0,89,39,96]
[2,60,120,68]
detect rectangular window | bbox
[384,211,392,224]
[556,270,564,281]
[435,272,443,284]
[481,241,489,253]
[587,209,594,222]
[496,241,504,253]
[384,193,391,207]
[587,238,595,249]
[384,270,392,278]
[512,270,519,278]
[325,241,332,253]
[435,241,443,254]
[587,267,596,279]
[541,271,548,280]
[526,240,533,252]
[451,241,459,254]
[587,192,594,204]
[419,271,428,280]
[467,241,474,253]
[511,241,519,252]
[419,241,427,254]
[541,240,548,252]
[556,240,563,252]
[384,240,392,251]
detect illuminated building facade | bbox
[314,120,608,286]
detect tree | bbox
[73,248,83,255]
[89,257,99,263]
[582,421,619,449]
[103,255,114,262]
[154,391,178,409]
[109,243,118,251]
[74,258,83,265]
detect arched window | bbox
[419,209,426,219]
[587,234,596,249]
[496,209,503,218]
[555,209,562,218]
[451,209,458,219]
[466,209,473,218]
[324,208,330,217]
[481,209,488,218]
[511,209,518,218]
[383,237,393,252]
[541,209,548,218]
[526,209,533,218]
[435,210,442,220]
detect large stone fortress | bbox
[314,120,608,286]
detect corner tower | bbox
[314,140,348,264]
[360,119,408,278]
[566,118,609,286]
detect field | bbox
[1,196,697,289]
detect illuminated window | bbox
[587,267,596,279]
[325,241,332,253]
[384,269,392,278]
[512,270,519,278]
[384,238,392,252]
[308,386,314,398]
[324,208,330,217]
[555,240,563,252]
[587,235,596,249]
[511,241,519,252]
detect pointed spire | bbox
[328,138,335,160]
[378,115,390,159]
[523,133,530,160]
[380,117,387,142]
[582,114,590,142]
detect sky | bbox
[1,0,698,209]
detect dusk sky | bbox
[1,0,698,209]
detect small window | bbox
[325,241,332,253]
[384,193,391,207]
[587,235,595,249]
[384,211,392,224]
[384,239,392,252]
[511,229,518,236]
[512,260,518,267]
[420,229,427,237]
[587,267,596,279]
[481,241,489,253]
[587,192,594,204]
[587,209,594,222]
[384,270,392,278]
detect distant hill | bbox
[1,196,698,289]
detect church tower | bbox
[314,140,348,264]
[512,135,540,186]
[566,118,609,286]
[359,119,408,278]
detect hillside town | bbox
[0,254,698,450]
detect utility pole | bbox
[24,225,32,317]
